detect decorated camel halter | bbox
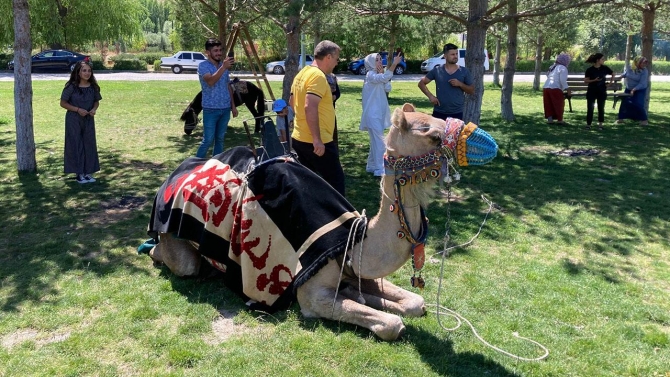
[383,118,498,289]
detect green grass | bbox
[1,79,669,376]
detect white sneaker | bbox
[76,174,88,184]
[84,174,96,183]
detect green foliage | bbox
[111,59,147,71]
[153,60,161,71]
[136,52,165,65]
[89,55,106,71]
[0,0,145,47]
[0,52,13,70]
[110,53,138,62]
[514,59,670,74]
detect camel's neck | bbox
[353,176,424,279]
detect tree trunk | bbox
[533,31,544,91]
[492,36,502,87]
[13,0,37,172]
[640,4,655,112]
[282,13,301,101]
[500,0,518,122]
[463,0,488,124]
[624,34,633,63]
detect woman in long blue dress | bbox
[616,56,649,126]
[60,61,102,184]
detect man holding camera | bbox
[196,38,238,158]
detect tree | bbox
[619,0,670,110]
[0,0,144,48]
[12,0,36,173]
[353,0,615,124]
[250,0,338,100]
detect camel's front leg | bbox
[150,232,201,277]
[340,278,426,317]
[296,261,406,341]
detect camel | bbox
[142,103,497,341]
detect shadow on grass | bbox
[296,313,519,376]
[426,108,669,283]
[164,264,518,376]
[0,148,176,312]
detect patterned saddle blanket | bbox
[147,147,366,312]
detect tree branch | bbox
[487,0,616,24]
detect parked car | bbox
[420,49,490,73]
[348,52,407,75]
[265,54,314,74]
[160,51,207,74]
[7,49,90,72]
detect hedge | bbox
[136,52,165,65]
[111,59,147,71]
[513,59,670,75]
[0,53,13,70]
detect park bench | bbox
[564,76,630,112]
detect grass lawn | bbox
[0,78,669,376]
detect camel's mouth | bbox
[442,119,498,167]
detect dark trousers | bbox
[432,109,463,121]
[292,139,345,196]
[586,90,607,125]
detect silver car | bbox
[160,51,207,74]
[265,54,314,74]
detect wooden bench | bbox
[563,76,630,112]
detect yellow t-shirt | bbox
[290,66,335,144]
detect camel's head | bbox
[385,104,497,184]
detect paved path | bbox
[1,71,669,82]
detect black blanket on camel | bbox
[147,147,366,312]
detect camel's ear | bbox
[402,103,416,112]
[391,107,409,130]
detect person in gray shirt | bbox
[418,43,474,121]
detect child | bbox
[273,99,294,143]
[59,61,102,183]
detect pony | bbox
[180,78,266,135]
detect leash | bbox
[433,192,550,361]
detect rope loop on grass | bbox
[434,194,550,361]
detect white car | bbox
[420,49,490,73]
[266,54,314,74]
[160,51,207,74]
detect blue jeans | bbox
[197,108,231,158]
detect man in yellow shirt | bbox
[290,40,345,196]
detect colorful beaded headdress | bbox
[384,117,498,185]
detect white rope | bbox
[437,194,493,256]
[331,210,368,317]
[434,194,550,361]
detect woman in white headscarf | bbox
[359,52,402,176]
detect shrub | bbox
[111,59,147,71]
[404,59,423,74]
[137,52,164,65]
[110,53,137,62]
[0,53,13,70]
[89,55,106,71]
[511,59,670,75]
[153,60,162,71]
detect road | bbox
[1,71,669,82]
